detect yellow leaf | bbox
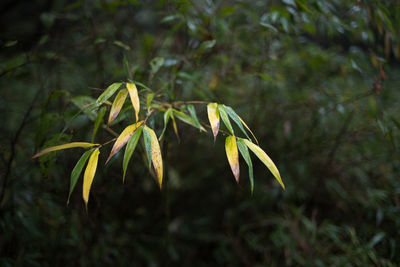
[144,126,163,188]
[106,121,143,163]
[82,148,100,209]
[207,102,220,141]
[225,136,239,183]
[32,142,98,158]
[108,89,128,125]
[126,82,140,122]
[242,139,285,190]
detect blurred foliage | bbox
[1,0,400,266]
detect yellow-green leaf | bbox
[207,102,220,141]
[242,139,285,190]
[144,126,163,188]
[225,136,240,183]
[108,89,128,125]
[95,82,122,107]
[126,82,140,122]
[33,142,98,158]
[106,121,143,164]
[82,148,100,208]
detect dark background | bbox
[1,0,400,266]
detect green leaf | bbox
[147,93,155,112]
[187,105,202,130]
[143,127,152,168]
[92,107,106,142]
[243,139,285,190]
[160,108,172,140]
[96,82,122,107]
[237,138,254,194]
[224,105,251,140]
[217,104,234,135]
[68,149,94,204]
[173,109,206,132]
[123,127,143,182]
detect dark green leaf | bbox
[123,127,143,182]
[218,104,234,135]
[143,127,152,168]
[224,105,251,140]
[92,107,107,142]
[237,138,254,194]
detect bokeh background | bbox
[1,0,400,266]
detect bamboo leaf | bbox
[143,127,152,168]
[237,138,254,194]
[82,148,100,209]
[68,149,94,204]
[243,139,285,190]
[224,105,251,140]
[126,82,140,122]
[173,109,206,132]
[146,93,155,112]
[108,89,128,125]
[218,104,234,135]
[225,136,240,183]
[33,142,98,158]
[106,121,143,164]
[238,116,259,144]
[160,108,172,140]
[123,127,143,182]
[171,113,180,142]
[92,107,107,142]
[207,102,220,141]
[96,82,122,107]
[187,105,202,130]
[144,126,163,188]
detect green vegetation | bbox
[1,0,399,265]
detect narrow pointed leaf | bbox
[83,148,100,208]
[160,108,172,140]
[225,136,240,183]
[187,105,202,130]
[108,89,128,125]
[146,93,155,113]
[207,102,220,141]
[33,142,98,158]
[243,139,285,190]
[238,116,258,144]
[127,82,140,122]
[123,127,143,182]
[218,104,234,135]
[68,149,94,204]
[92,107,107,142]
[143,127,152,168]
[144,126,163,188]
[173,109,206,132]
[237,138,254,194]
[171,114,180,142]
[96,82,122,107]
[224,105,251,140]
[106,121,143,164]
